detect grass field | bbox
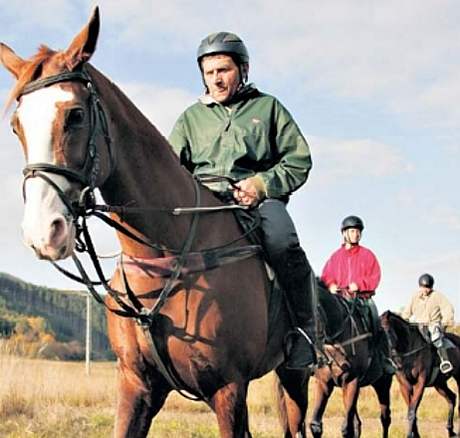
[1,353,458,437]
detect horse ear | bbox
[64,6,100,71]
[0,43,28,79]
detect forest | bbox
[0,272,113,360]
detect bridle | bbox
[20,68,114,222]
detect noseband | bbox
[20,68,113,220]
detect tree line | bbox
[0,272,114,360]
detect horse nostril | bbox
[49,216,68,246]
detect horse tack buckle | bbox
[136,307,155,328]
[77,186,96,213]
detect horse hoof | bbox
[309,422,322,437]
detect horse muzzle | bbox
[23,212,76,261]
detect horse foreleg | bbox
[114,363,171,438]
[406,379,425,438]
[209,381,250,438]
[309,372,334,438]
[341,379,360,438]
[435,379,457,437]
[275,365,309,438]
[353,412,362,438]
[371,374,392,438]
[395,375,417,438]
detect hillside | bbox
[0,272,113,360]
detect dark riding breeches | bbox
[255,199,300,258]
[251,199,315,327]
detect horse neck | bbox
[88,66,222,255]
[393,315,425,351]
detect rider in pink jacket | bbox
[321,216,394,374]
[321,215,380,297]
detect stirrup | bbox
[440,360,453,374]
[284,327,317,370]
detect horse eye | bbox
[65,108,85,128]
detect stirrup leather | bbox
[296,326,314,346]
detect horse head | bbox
[0,7,112,261]
[380,310,413,370]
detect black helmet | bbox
[418,273,434,288]
[197,32,249,66]
[341,215,364,232]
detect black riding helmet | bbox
[341,215,364,232]
[419,273,434,288]
[197,32,249,84]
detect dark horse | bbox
[309,284,393,438]
[381,310,460,438]
[0,8,310,437]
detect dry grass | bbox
[1,352,458,437]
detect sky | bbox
[0,0,459,319]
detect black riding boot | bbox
[273,246,317,369]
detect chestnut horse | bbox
[309,284,393,438]
[381,310,460,438]
[0,8,310,437]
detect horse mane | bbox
[5,45,57,110]
[384,310,429,351]
[384,310,415,332]
[384,310,407,325]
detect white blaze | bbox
[18,86,76,259]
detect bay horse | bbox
[309,284,393,438]
[381,310,460,438]
[0,7,311,437]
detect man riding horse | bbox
[169,31,316,369]
[402,273,455,374]
[321,215,393,373]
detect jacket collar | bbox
[199,83,259,106]
[418,289,434,299]
[341,243,361,253]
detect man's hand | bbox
[233,176,266,207]
[329,284,339,294]
[349,282,359,292]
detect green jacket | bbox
[168,84,312,199]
